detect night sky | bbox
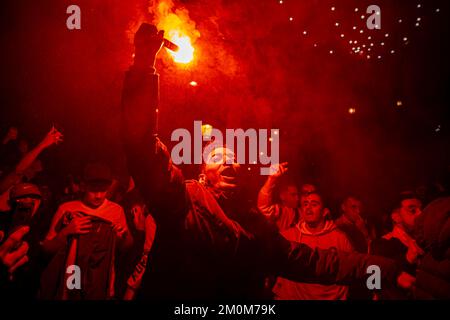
[1,0,449,214]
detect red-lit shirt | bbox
[45,199,127,240]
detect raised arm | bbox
[121,24,187,223]
[0,127,63,194]
[15,127,63,174]
[257,162,288,218]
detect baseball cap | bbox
[83,163,113,191]
[10,183,42,200]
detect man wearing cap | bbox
[0,182,44,244]
[43,164,131,245]
[41,163,131,299]
[7,183,43,225]
[0,126,62,212]
[0,182,48,299]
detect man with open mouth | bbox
[120,23,414,299]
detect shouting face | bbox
[301,193,327,228]
[203,147,242,192]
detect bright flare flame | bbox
[167,33,194,64]
[152,0,199,65]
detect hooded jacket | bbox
[273,220,353,300]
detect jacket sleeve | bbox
[414,253,450,299]
[272,233,400,287]
[121,67,188,225]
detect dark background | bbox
[1,0,449,214]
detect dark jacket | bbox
[121,66,401,300]
[414,197,450,299]
[370,236,415,299]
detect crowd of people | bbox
[1,23,449,300]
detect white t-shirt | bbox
[46,199,127,240]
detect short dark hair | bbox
[394,191,421,209]
[301,191,327,207]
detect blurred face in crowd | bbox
[301,184,316,195]
[7,126,18,140]
[341,197,363,221]
[70,181,80,194]
[280,185,299,208]
[203,147,242,192]
[83,185,109,209]
[301,193,328,229]
[397,198,422,231]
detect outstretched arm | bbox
[269,232,411,290]
[253,216,407,289]
[121,24,187,223]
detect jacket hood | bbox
[298,219,337,236]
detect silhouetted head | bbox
[81,163,113,208]
[341,196,363,221]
